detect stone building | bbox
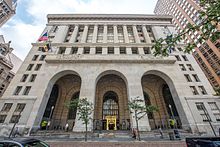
[0,14,219,136]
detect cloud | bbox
[0,0,157,60]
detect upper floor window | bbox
[96,47,102,54]
[120,47,126,54]
[143,47,151,54]
[179,64,186,71]
[23,86,31,95]
[26,64,34,71]
[175,55,181,61]
[13,86,22,95]
[190,86,199,95]
[20,74,28,82]
[108,47,114,54]
[14,103,26,112]
[131,47,138,54]
[186,64,194,71]
[29,74,37,82]
[192,74,200,82]
[198,86,207,95]
[184,74,192,82]
[58,47,66,54]
[182,55,188,61]
[32,55,39,61]
[39,55,46,61]
[72,47,78,54]
[34,64,42,71]
[84,47,90,54]
[1,103,13,112]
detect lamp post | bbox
[9,110,22,138]
[47,106,54,131]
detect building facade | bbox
[0,0,17,27]
[0,14,219,136]
[154,0,220,89]
[0,35,22,98]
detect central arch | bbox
[94,71,130,131]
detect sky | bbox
[0,0,158,60]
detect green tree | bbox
[152,0,220,57]
[66,98,93,141]
[128,96,158,141]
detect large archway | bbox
[141,73,182,130]
[41,74,81,130]
[94,73,130,131]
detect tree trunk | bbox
[135,111,141,141]
[85,122,88,141]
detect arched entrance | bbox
[41,74,81,130]
[141,73,182,130]
[94,73,130,131]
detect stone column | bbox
[77,47,84,54]
[138,47,145,55]
[114,47,120,55]
[65,47,72,55]
[90,47,96,54]
[72,75,96,132]
[92,25,98,43]
[69,25,79,43]
[133,25,140,43]
[114,25,119,43]
[126,47,132,54]
[81,25,89,43]
[53,25,69,43]
[127,76,151,131]
[103,25,108,43]
[102,47,108,54]
[142,25,152,44]
[123,25,129,43]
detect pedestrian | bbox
[132,128,136,139]
[65,123,69,132]
[13,127,21,137]
[159,127,164,139]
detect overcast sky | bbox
[0,0,158,60]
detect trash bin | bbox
[168,132,175,140]
[174,129,181,139]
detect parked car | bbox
[186,137,220,147]
[0,138,50,147]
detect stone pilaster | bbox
[81,25,89,43]
[114,47,120,55]
[77,47,84,54]
[65,47,72,55]
[92,25,98,43]
[142,25,151,43]
[126,47,132,54]
[102,47,108,54]
[69,25,79,43]
[103,25,108,43]
[138,47,145,55]
[53,25,69,43]
[123,25,129,43]
[114,25,119,43]
[133,25,141,43]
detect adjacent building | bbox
[0,0,17,27]
[154,0,220,89]
[0,35,22,98]
[0,14,219,136]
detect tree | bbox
[128,96,158,141]
[152,0,220,57]
[66,98,93,141]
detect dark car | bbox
[186,137,220,147]
[0,138,50,147]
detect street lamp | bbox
[47,106,54,130]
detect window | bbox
[208,102,219,110]
[198,86,207,95]
[119,47,126,54]
[182,55,188,61]
[20,74,28,82]
[72,47,78,54]
[10,115,21,123]
[1,103,12,112]
[131,47,138,54]
[32,55,39,61]
[200,114,209,122]
[196,102,204,111]
[23,86,31,95]
[14,103,26,112]
[26,64,34,71]
[96,47,102,54]
[0,68,4,75]
[192,74,200,82]
[0,115,7,123]
[186,64,194,71]
[58,47,66,54]
[175,55,181,61]
[179,64,186,71]
[190,86,199,95]
[34,64,42,71]
[214,113,220,121]
[108,47,114,54]
[39,55,46,61]
[29,74,37,82]
[6,75,11,81]
[143,47,150,54]
[84,47,90,54]
[13,86,22,95]
[184,74,192,82]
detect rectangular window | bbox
[39,55,46,61]
[184,74,192,82]
[13,86,22,95]
[26,64,34,71]
[192,74,200,82]
[190,86,199,95]
[175,55,181,61]
[29,74,37,82]
[6,75,11,81]
[119,47,126,54]
[186,64,194,71]
[72,47,78,54]
[20,74,28,82]
[200,114,209,122]
[1,103,13,112]
[208,102,219,110]
[108,47,114,54]
[131,47,138,54]
[196,102,204,111]
[0,115,7,123]
[34,64,42,71]
[182,55,189,61]
[23,86,31,95]
[58,47,66,54]
[32,55,39,61]
[96,47,102,54]
[143,47,150,54]
[198,86,207,95]
[10,115,21,123]
[214,113,220,121]
[14,103,26,112]
[179,64,186,71]
[83,47,90,54]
